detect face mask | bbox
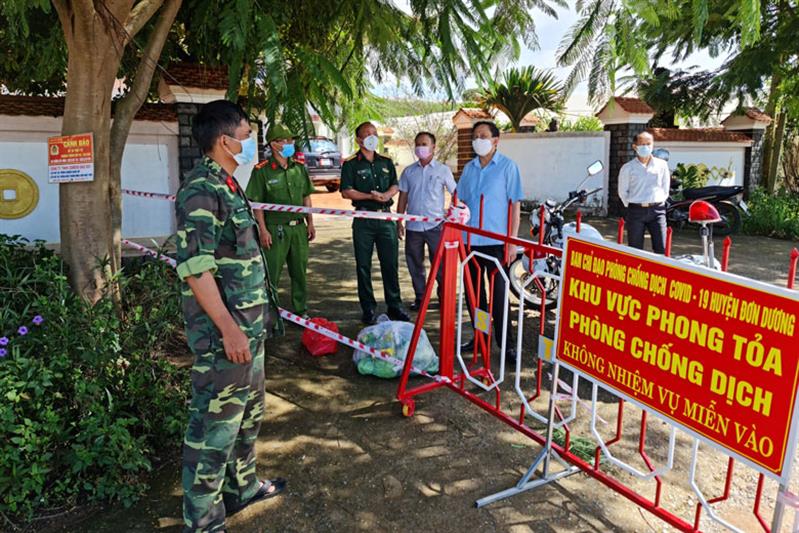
[472,138,493,157]
[280,143,295,159]
[415,146,432,160]
[635,144,652,158]
[227,136,257,166]
[362,134,379,152]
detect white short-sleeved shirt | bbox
[617,156,671,207]
[398,159,456,232]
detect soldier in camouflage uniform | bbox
[175,100,285,533]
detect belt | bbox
[629,202,663,208]
[357,206,391,212]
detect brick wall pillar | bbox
[606,122,647,216]
[738,128,765,195]
[456,127,474,178]
[176,103,203,180]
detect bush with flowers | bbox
[0,235,189,522]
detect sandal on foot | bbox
[227,478,287,515]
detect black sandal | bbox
[227,478,287,515]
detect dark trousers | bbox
[465,244,511,348]
[626,204,667,254]
[352,218,402,314]
[404,225,443,304]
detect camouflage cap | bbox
[266,124,294,142]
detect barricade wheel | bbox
[401,400,415,417]
[482,377,492,386]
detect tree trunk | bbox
[766,109,788,192]
[761,70,783,192]
[55,2,126,302]
[53,0,178,302]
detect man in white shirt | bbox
[618,131,671,254]
[397,131,456,310]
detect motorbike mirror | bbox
[587,160,603,176]
[653,148,670,161]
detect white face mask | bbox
[362,134,379,152]
[472,138,493,157]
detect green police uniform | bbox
[175,156,283,533]
[245,156,314,315]
[340,150,403,314]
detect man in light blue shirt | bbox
[456,120,524,361]
[397,131,457,310]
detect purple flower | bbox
[17,326,28,336]
[32,315,44,326]
[0,337,7,346]
[0,348,6,358]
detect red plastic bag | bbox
[301,317,339,356]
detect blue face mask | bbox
[228,136,257,166]
[280,143,296,159]
[635,144,652,158]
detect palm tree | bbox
[476,66,565,132]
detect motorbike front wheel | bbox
[709,201,742,236]
[508,257,560,307]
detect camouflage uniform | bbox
[175,156,283,533]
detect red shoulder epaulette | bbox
[254,160,269,170]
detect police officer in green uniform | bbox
[246,124,316,319]
[175,100,285,533]
[341,121,410,324]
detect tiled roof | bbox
[457,107,493,119]
[0,95,177,122]
[647,127,752,143]
[721,107,772,125]
[163,63,228,90]
[596,96,654,116]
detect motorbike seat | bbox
[682,185,743,200]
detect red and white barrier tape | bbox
[121,239,448,383]
[123,188,447,224]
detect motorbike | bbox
[654,148,749,236]
[508,161,606,306]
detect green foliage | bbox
[0,236,188,520]
[558,115,604,132]
[742,189,799,240]
[674,163,711,190]
[476,66,565,132]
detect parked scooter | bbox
[508,161,605,306]
[654,148,749,236]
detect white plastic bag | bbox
[353,315,439,378]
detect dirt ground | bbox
[63,190,799,533]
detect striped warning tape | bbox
[121,239,448,383]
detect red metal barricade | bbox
[397,204,799,532]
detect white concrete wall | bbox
[499,132,610,211]
[0,115,178,244]
[656,142,746,186]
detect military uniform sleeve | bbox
[245,168,266,202]
[388,160,398,187]
[340,159,355,191]
[175,183,224,280]
[301,165,314,197]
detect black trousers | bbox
[626,204,667,254]
[465,244,511,348]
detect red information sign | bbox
[555,237,799,480]
[48,133,94,183]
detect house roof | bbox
[520,112,540,126]
[721,107,772,125]
[647,127,751,143]
[455,107,493,120]
[163,63,229,90]
[0,95,177,122]
[596,97,654,117]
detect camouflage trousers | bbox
[182,335,266,532]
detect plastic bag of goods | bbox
[301,317,340,356]
[352,316,439,378]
